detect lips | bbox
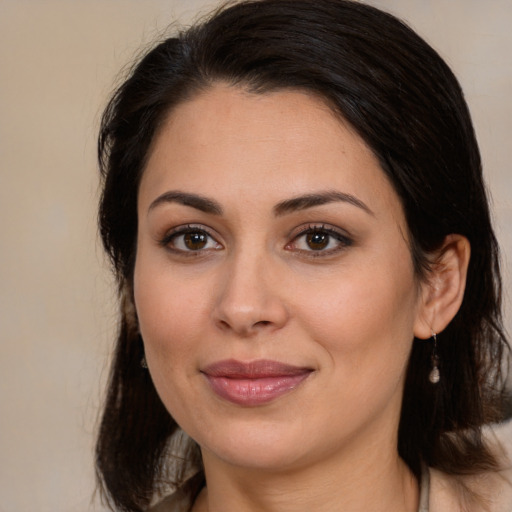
[201,359,313,406]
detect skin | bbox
[134,85,469,512]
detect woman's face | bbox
[134,85,429,471]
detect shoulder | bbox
[148,472,204,512]
[429,420,512,512]
[148,491,192,512]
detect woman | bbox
[95,1,512,511]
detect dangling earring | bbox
[139,334,148,369]
[429,332,440,384]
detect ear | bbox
[413,234,470,339]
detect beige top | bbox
[151,421,512,512]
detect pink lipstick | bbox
[201,359,312,406]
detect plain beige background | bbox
[0,1,511,511]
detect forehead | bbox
[150,85,359,161]
[140,85,403,223]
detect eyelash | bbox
[159,223,353,258]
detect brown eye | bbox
[306,232,329,250]
[184,232,208,250]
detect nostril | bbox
[218,319,231,329]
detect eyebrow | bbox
[148,191,223,215]
[273,190,373,216]
[148,189,373,217]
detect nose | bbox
[212,249,289,337]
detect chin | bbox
[194,418,312,471]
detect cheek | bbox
[133,252,210,368]
[295,256,419,374]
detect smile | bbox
[201,359,313,406]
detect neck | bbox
[195,440,419,512]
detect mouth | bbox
[201,359,313,406]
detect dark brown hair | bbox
[96,1,510,510]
